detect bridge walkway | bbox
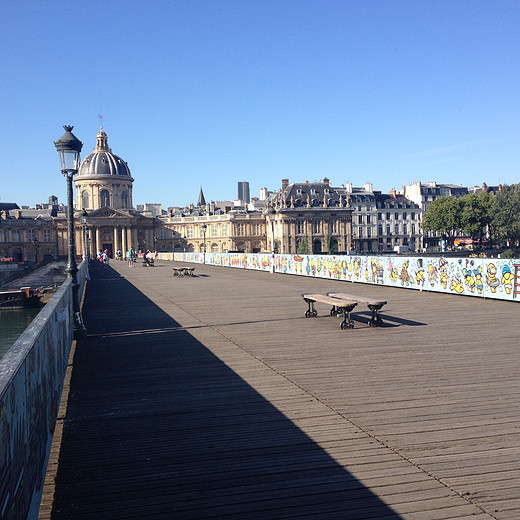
[39,259,520,519]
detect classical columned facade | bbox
[53,207,158,259]
[266,210,353,254]
[163,211,266,254]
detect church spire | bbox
[198,186,206,207]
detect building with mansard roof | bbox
[265,178,354,254]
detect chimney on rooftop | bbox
[281,178,289,191]
[389,188,397,197]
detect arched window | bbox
[100,190,110,207]
[121,191,128,209]
[82,191,90,209]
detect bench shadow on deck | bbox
[43,262,403,520]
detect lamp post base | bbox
[73,312,87,339]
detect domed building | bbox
[65,127,159,258]
[75,128,134,210]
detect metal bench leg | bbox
[368,305,384,327]
[304,299,318,318]
[340,306,355,329]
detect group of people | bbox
[95,248,156,267]
[125,248,157,267]
[97,249,110,265]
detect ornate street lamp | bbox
[201,223,207,264]
[80,209,91,282]
[54,125,86,338]
[265,205,276,273]
[80,209,90,260]
[32,238,38,264]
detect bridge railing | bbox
[171,252,520,303]
[0,260,88,520]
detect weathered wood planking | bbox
[39,260,520,519]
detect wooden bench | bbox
[327,292,387,327]
[302,293,358,330]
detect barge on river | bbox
[0,287,43,309]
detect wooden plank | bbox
[39,260,520,519]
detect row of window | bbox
[81,190,129,209]
[356,224,417,238]
[174,222,264,239]
[295,219,339,234]
[356,212,417,224]
[0,229,53,242]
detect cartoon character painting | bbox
[486,263,500,293]
[463,268,476,293]
[474,265,484,294]
[439,259,448,289]
[451,273,464,293]
[502,265,513,294]
[427,263,437,287]
[400,261,410,286]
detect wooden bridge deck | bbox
[39,259,520,519]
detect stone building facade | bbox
[265,178,353,254]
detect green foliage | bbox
[297,237,309,254]
[326,233,336,255]
[501,248,515,258]
[492,184,520,247]
[273,240,281,254]
[421,196,463,247]
[460,191,494,248]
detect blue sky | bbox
[1,0,519,208]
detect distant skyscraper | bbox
[238,181,250,203]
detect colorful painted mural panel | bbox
[175,253,519,302]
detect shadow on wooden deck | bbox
[42,262,403,520]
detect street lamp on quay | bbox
[80,209,89,261]
[54,125,87,339]
[265,205,276,273]
[32,238,38,265]
[201,223,207,264]
[80,209,91,282]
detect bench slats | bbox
[302,293,357,330]
[327,292,387,327]
[302,294,357,307]
[327,292,387,306]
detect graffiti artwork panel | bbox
[175,252,519,302]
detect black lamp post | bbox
[32,238,38,264]
[265,205,276,273]
[80,209,89,260]
[54,125,86,338]
[201,223,207,264]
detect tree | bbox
[460,191,494,248]
[326,233,336,255]
[421,196,463,248]
[492,184,520,247]
[297,237,309,254]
